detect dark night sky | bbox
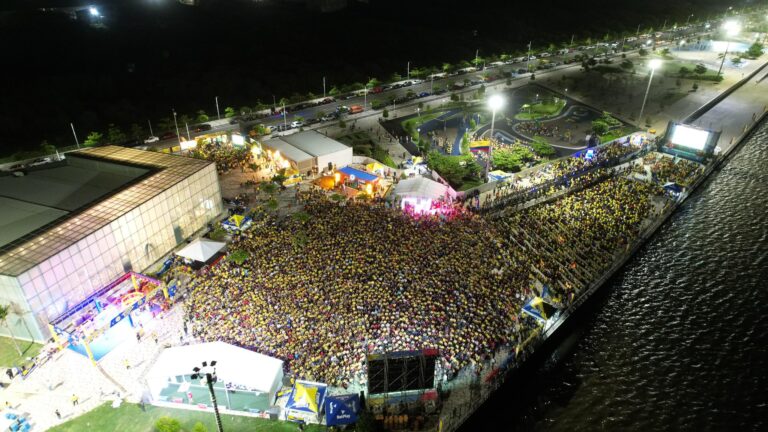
[0,0,750,154]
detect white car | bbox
[290,121,304,128]
[144,136,159,144]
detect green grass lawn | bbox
[49,402,325,432]
[515,99,566,120]
[0,336,42,368]
[661,60,721,80]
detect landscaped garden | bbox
[0,335,42,368]
[515,98,567,120]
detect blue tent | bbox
[285,380,327,421]
[325,394,360,426]
[338,166,379,182]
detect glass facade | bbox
[0,147,223,342]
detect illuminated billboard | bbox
[670,125,710,151]
[662,122,719,162]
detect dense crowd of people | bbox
[642,153,703,187]
[190,142,253,174]
[185,152,670,388]
[474,140,644,212]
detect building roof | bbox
[338,166,379,182]
[263,138,313,163]
[281,131,350,157]
[0,146,212,277]
[146,341,284,395]
[393,176,449,200]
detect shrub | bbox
[228,249,250,265]
[155,417,181,432]
[192,423,208,432]
[530,137,556,157]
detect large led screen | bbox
[670,125,710,151]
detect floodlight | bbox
[202,361,207,367]
[649,59,662,70]
[722,20,741,36]
[488,94,504,111]
[210,360,217,366]
[89,7,99,17]
[192,366,200,373]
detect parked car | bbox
[144,136,160,144]
[321,98,335,104]
[192,124,212,132]
[28,157,52,167]
[159,132,177,140]
[9,163,26,170]
[290,121,304,128]
[418,92,430,98]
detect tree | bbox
[294,115,305,123]
[492,147,534,172]
[155,416,181,432]
[178,114,192,126]
[694,63,707,76]
[228,249,250,265]
[679,66,691,77]
[106,124,126,144]
[224,107,236,118]
[382,108,389,118]
[196,110,209,123]
[83,131,104,147]
[692,82,699,91]
[315,111,325,120]
[530,137,556,157]
[450,93,459,102]
[338,119,347,129]
[390,72,403,82]
[620,59,634,71]
[0,304,22,356]
[731,57,742,65]
[366,78,381,89]
[40,140,56,155]
[591,119,609,135]
[157,117,173,132]
[660,48,671,57]
[442,62,454,74]
[746,42,764,59]
[129,123,146,140]
[328,86,340,96]
[192,423,208,432]
[638,48,648,57]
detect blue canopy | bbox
[325,394,360,426]
[339,166,378,182]
[285,380,327,415]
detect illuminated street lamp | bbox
[487,94,505,177]
[638,59,662,127]
[717,20,741,77]
[191,361,223,432]
[172,109,181,143]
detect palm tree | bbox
[0,304,22,356]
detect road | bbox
[149,25,712,149]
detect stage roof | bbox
[147,341,284,395]
[263,138,313,163]
[175,238,226,262]
[0,146,212,277]
[393,177,449,200]
[281,131,350,157]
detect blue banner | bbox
[325,394,360,426]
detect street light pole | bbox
[70,123,80,149]
[407,61,410,80]
[185,122,191,141]
[192,362,222,432]
[662,19,667,31]
[487,95,504,180]
[147,119,154,137]
[215,96,221,120]
[636,23,641,37]
[282,103,287,128]
[716,40,732,76]
[172,109,181,143]
[638,59,661,126]
[430,75,434,94]
[686,14,694,25]
[323,76,326,99]
[526,41,532,72]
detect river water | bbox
[462,119,768,431]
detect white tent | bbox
[146,341,284,407]
[175,238,226,262]
[393,177,449,200]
